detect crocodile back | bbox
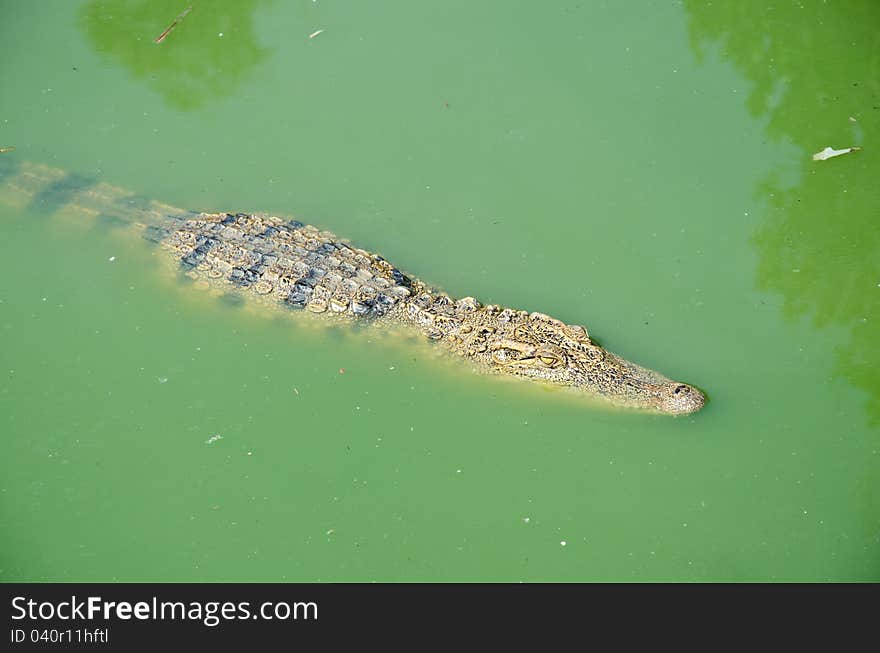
[164,212,418,319]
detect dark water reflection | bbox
[685,0,880,423]
[80,0,270,110]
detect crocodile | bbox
[0,159,705,415]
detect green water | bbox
[0,0,877,581]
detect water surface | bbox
[0,0,877,581]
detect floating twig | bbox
[0,146,15,154]
[308,29,324,39]
[154,5,193,44]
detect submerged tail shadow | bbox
[27,171,97,215]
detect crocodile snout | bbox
[659,383,706,415]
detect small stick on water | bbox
[0,146,15,154]
[308,29,324,39]
[154,5,193,44]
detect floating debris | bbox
[205,433,223,444]
[308,29,325,39]
[108,256,116,262]
[158,376,169,384]
[812,145,861,161]
[154,5,193,44]
[0,146,15,154]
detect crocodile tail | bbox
[0,158,191,234]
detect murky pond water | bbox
[1,0,877,581]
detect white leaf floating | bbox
[812,146,861,161]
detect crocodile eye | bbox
[538,355,561,368]
[492,348,523,364]
[673,385,686,395]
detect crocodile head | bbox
[483,312,705,415]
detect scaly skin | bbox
[165,212,705,415]
[0,160,705,414]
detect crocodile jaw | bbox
[598,351,706,415]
